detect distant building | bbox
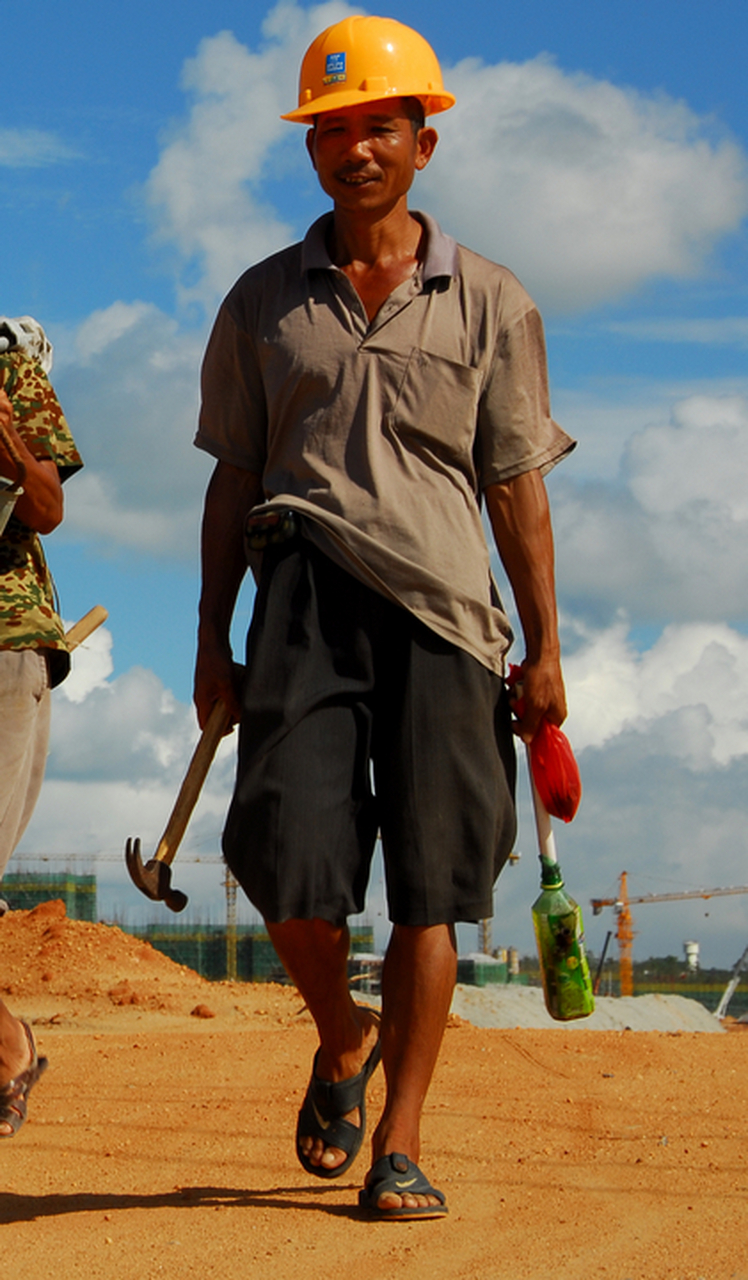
[130,922,376,984]
[0,871,97,921]
[684,940,700,972]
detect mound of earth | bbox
[0,899,299,1024]
[2,900,748,1280]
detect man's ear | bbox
[306,127,317,170]
[414,126,438,172]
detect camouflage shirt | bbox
[0,351,83,656]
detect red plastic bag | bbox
[507,664,582,822]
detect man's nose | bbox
[346,133,374,159]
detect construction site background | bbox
[3,869,748,1012]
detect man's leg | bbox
[270,915,456,1208]
[0,653,52,1135]
[0,650,51,876]
[266,917,380,1173]
[368,922,456,1211]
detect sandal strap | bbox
[364,1153,446,1205]
[308,1048,377,1118]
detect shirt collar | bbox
[301,211,458,283]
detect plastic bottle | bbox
[532,854,595,1021]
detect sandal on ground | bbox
[0,1021,48,1138]
[359,1153,448,1219]
[296,1037,382,1179]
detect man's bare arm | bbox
[485,469,567,742]
[194,459,262,730]
[0,389,63,533]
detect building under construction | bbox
[1,870,97,920]
[129,921,376,986]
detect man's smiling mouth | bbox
[337,172,378,185]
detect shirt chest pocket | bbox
[386,347,481,470]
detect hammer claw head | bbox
[125,837,153,896]
[124,837,189,912]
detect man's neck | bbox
[328,200,422,270]
[327,202,425,322]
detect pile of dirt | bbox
[451,980,724,1033]
[0,900,299,1024]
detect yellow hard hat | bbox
[281,15,455,124]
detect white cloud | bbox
[606,317,748,346]
[0,128,79,167]
[553,392,748,621]
[47,665,196,782]
[74,301,157,361]
[145,1,352,308]
[21,664,238,871]
[549,380,688,481]
[501,616,748,965]
[59,622,114,704]
[627,394,748,521]
[563,617,748,767]
[419,55,748,312]
[53,301,209,558]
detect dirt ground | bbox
[2,901,748,1280]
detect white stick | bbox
[526,744,558,863]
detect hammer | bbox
[125,698,232,912]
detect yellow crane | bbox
[590,872,748,997]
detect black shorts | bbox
[223,533,516,927]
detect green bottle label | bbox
[532,889,595,1021]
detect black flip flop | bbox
[359,1152,448,1219]
[296,1037,382,1179]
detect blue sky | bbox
[5,1,748,970]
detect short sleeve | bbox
[195,301,268,476]
[474,300,575,487]
[1,353,83,480]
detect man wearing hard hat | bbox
[194,15,573,1219]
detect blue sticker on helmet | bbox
[323,51,346,85]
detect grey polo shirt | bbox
[196,211,574,674]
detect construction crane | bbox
[11,851,222,864]
[591,871,748,997]
[714,942,748,1020]
[223,866,238,980]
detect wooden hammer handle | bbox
[64,604,109,651]
[153,699,232,867]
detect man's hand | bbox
[194,639,243,732]
[509,654,567,744]
[486,470,567,743]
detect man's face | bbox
[306,99,437,215]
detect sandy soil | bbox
[2,900,748,1280]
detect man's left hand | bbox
[509,652,567,743]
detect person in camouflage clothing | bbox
[0,318,82,1136]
